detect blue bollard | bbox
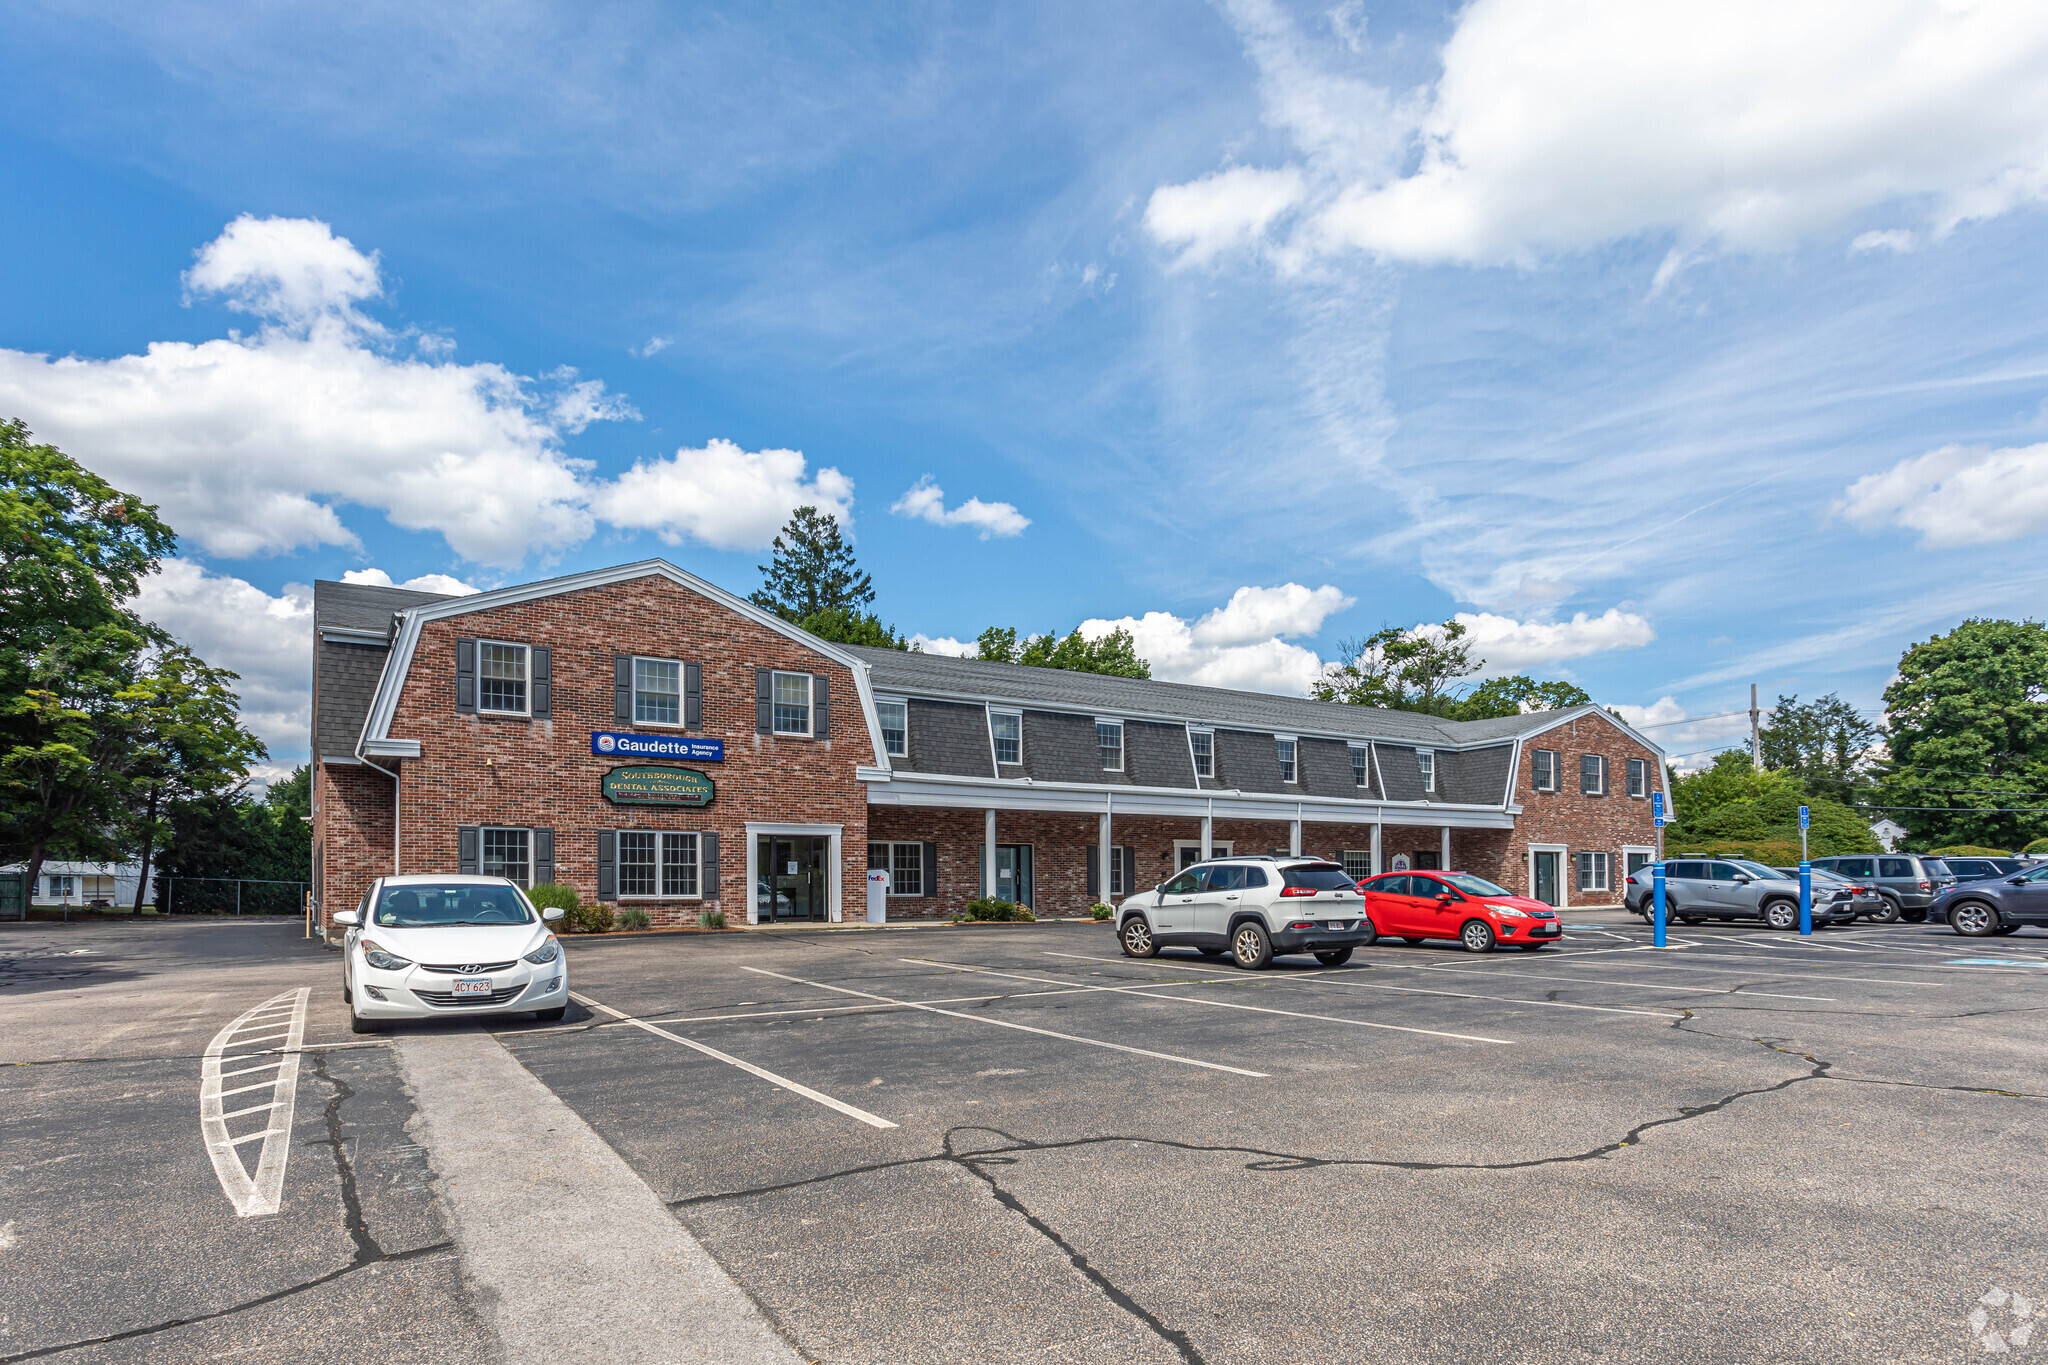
[1652,863,1667,947]
[1799,861,1812,935]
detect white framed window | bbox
[482,827,531,885]
[1627,757,1648,798]
[1580,753,1608,796]
[1275,736,1297,784]
[1349,744,1370,788]
[1096,719,1124,772]
[771,670,813,736]
[1094,845,1130,896]
[991,710,1022,766]
[47,875,75,899]
[633,657,683,726]
[1575,850,1612,893]
[1189,728,1214,779]
[876,700,908,758]
[1417,749,1436,793]
[478,641,529,715]
[1532,748,1558,792]
[1340,849,1372,881]
[867,841,924,896]
[620,831,700,898]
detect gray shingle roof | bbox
[846,645,1585,748]
[314,579,458,634]
[313,581,458,759]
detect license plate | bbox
[452,978,492,997]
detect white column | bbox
[984,809,997,900]
[1289,818,1302,857]
[1370,823,1382,876]
[1441,826,1452,872]
[1200,813,1213,860]
[1098,810,1114,901]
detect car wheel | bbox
[534,1006,567,1021]
[1870,896,1901,924]
[1356,917,1379,947]
[1460,919,1496,953]
[1119,916,1158,959]
[349,1001,383,1035]
[1950,901,1998,937]
[1763,899,1799,931]
[1232,921,1273,970]
[1314,947,1353,967]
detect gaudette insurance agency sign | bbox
[601,766,715,808]
[591,731,725,761]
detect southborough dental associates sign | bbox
[590,731,726,761]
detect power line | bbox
[1850,803,2048,813]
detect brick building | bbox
[311,560,1670,929]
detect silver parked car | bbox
[1808,854,1955,922]
[1624,857,1857,929]
[1773,866,1889,920]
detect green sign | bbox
[601,766,715,807]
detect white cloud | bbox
[0,216,638,569]
[1143,164,1306,268]
[1850,229,1917,254]
[1837,441,2048,547]
[340,568,481,596]
[1153,0,2048,267]
[132,559,313,759]
[889,477,1030,539]
[1079,582,1351,694]
[908,634,977,657]
[589,438,855,551]
[1609,696,1753,768]
[1454,608,1656,673]
[633,336,672,357]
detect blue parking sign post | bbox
[1798,804,1812,936]
[1652,862,1667,948]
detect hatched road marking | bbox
[198,987,308,1217]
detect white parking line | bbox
[923,959,1521,1041]
[1511,954,1942,990]
[199,987,308,1217]
[739,966,1272,1076]
[571,991,897,1129]
[631,980,1193,1029]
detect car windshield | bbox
[1921,859,1952,875]
[1444,874,1512,897]
[374,882,534,927]
[1725,860,1782,880]
[1280,864,1358,890]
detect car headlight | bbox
[523,939,560,965]
[1488,904,1529,918]
[361,941,413,971]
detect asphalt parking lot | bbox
[4,913,2047,1363]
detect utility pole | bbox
[1750,683,1761,771]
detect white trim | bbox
[865,770,1517,826]
[320,627,389,645]
[1416,747,1436,794]
[1578,752,1609,797]
[627,655,687,729]
[874,697,909,759]
[1626,755,1650,799]
[1510,705,1670,767]
[769,669,815,738]
[1346,742,1371,791]
[1094,718,1125,773]
[987,706,1023,769]
[1187,725,1214,780]
[614,829,704,901]
[1504,737,1525,805]
[1274,734,1298,785]
[356,559,893,770]
[1622,844,1656,878]
[1530,745,1560,793]
[1174,838,1232,869]
[361,738,421,758]
[475,640,532,717]
[743,822,844,925]
[1527,842,1569,906]
[1575,848,1613,894]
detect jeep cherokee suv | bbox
[1118,856,1373,969]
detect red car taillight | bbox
[1289,921,1314,931]
[1918,880,1931,891]
[1279,885,1318,897]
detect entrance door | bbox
[1533,851,1562,907]
[1177,841,1234,871]
[758,836,829,921]
[994,845,1033,908]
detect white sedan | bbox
[334,875,569,1033]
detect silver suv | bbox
[1624,857,1857,929]
[1809,854,1955,922]
[1118,856,1374,969]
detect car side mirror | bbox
[332,910,360,927]
[1733,874,1751,884]
[542,907,565,923]
[1437,891,1455,902]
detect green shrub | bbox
[2025,838,2048,855]
[699,907,728,929]
[615,906,651,931]
[956,897,1034,923]
[529,883,580,914]
[1090,903,1114,921]
[1930,844,2014,857]
[570,903,614,934]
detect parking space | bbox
[5,915,2046,1362]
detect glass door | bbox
[758,836,829,921]
[1533,851,1561,907]
[994,845,1033,909]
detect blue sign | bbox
[591,731,724,762]
[1798,804,1809,830]
[1652,791,1665,826]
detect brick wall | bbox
[1502,713,1662,906]
[314,761,398,925]
[377,575,875,929]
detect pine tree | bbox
[750,508,874,623]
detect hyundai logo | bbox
[463,964,483,974]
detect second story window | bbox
[1097,720,1124,772]
[1417,749,1436,793]
[1532,748,1558,792]
[479,642,528,714]
[1189,729,1213,778]
[1275,737,1297,784]
[1581,753,1608,795]
[634,658,681,725]
[1627,757,1648,797]
[1350,744,1370,788]
[876,700,907,757]
[771,671,812,735]
[991,710,1022,766]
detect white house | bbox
[1,861,154,908]
[1869,818,1908,853]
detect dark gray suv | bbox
[1809,855,1955,922]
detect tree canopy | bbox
[974,624,1150,679]
[1667,750,1878,860]
[750,507,874,622]
[1758,692,1877,804]
[1310,620,1590,720]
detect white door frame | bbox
[1174,839,1232,869]
[744,823,844,925]
[1528,843,1569,907]
[1622,845,1656,880]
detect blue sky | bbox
[5,0,2048,777]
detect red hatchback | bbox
[1357,871,1563,952]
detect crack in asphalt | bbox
[0,1049,452,1364]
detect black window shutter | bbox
[531,647,551,718]
[1123,847,1136,897]
[921,841,937,897]
[813,674,830,738]
[614,655,632,724]
[533,828,554,885]
[684,662,703,729]
[456,639,476,713]
[458,826,479,874]
[702,832,720,899]
[755,669,772,733]
[597,830,617,902]
[1086,845,1099,898]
